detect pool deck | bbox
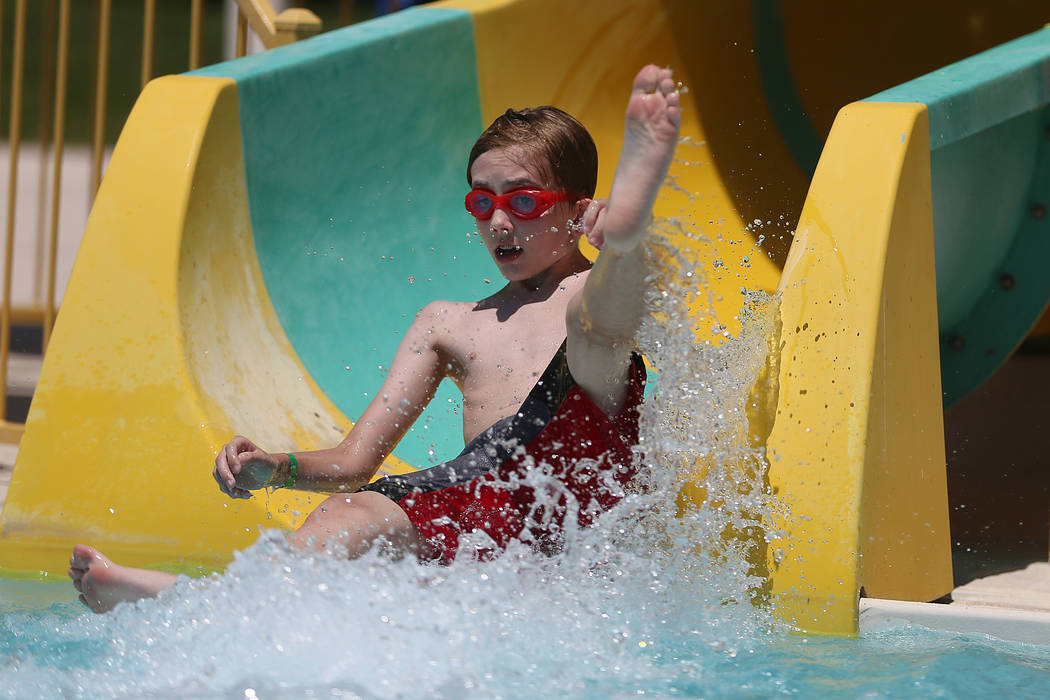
[952,561,1050,613]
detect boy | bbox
[69,65,681,612]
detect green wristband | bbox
[283,453,298,489]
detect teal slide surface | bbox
[194,9,489,465]
[867,28,1050,404]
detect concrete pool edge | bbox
[859,597,1050,646]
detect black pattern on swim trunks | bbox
[358,341,575,503]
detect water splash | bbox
[635,213,784,605]
[0,214,792,698]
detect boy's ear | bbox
[570,198,592,235]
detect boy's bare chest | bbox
[458,310,564,389]
[445,303,570,439]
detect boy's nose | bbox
[488,208,514,234]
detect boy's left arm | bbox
[566,64,679,417]
[565,243,647,417]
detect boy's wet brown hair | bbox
[467,106,598,199]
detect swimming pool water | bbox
[1,537,1049,699]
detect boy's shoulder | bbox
[412,295,506,345]
[416,298,474,321]
[409,299,475,340]
[408,299,492,364]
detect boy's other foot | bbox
[68,544,177,613]
[603,65,681,252]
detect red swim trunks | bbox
[359,344,645,564]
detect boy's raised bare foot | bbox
[602,65,681,252]
[68,543,178,613]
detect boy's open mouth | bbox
[495,245,524,262]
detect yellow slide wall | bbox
[767,103,950,634]
[0,77,412,576]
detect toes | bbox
[633,66,680,114]
[78,593,101,613]
[70,543,97,569]
[633,64,662,93]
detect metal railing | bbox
[0,0,381,444]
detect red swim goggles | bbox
[464,188,572,220]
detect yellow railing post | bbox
[35,0,56,307]
[44,0,71,352]
[190,0,204,70]
[339,0,354,27]
[141,0,155,89]
[236,8,248,58]
[89,0,111,201]
[1,0,27,439]
[235,0,322,49]
[0,0,5,121]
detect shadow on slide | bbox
[0,0,1046,635]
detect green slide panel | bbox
[867,28,1050,404]
[193,8,489,466]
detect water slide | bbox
[1,0,1047,636]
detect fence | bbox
[0,0,407,444]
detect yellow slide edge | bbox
[766,101,952,635]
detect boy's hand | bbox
[213,435,279,499]
[581,198,609,249]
